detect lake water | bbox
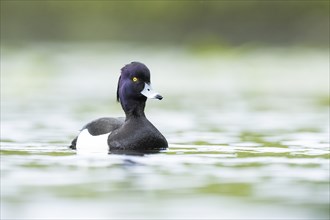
[1,43,329,219]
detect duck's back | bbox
[69,117,124,151]
[82,117,125,135]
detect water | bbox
[1,43,329,219]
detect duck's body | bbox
[69,62,168,154]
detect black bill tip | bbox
[155,94,163,100]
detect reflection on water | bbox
[1,43,329,219]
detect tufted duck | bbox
[69,62,168,154]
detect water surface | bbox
[1,43,329,219]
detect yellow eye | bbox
[132,77,138,82]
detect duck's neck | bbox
[122,100,146,119]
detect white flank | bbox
[76,129,110,155]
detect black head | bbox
[117,62,162,116]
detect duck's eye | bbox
[132,77,138,82]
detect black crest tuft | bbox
[116,75,121,102]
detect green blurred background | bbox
[1,2,329,219]
[1,0,329,47]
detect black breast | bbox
[108,117,168,152]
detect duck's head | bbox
[117,62,162,116]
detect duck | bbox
[69,62,168,154]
